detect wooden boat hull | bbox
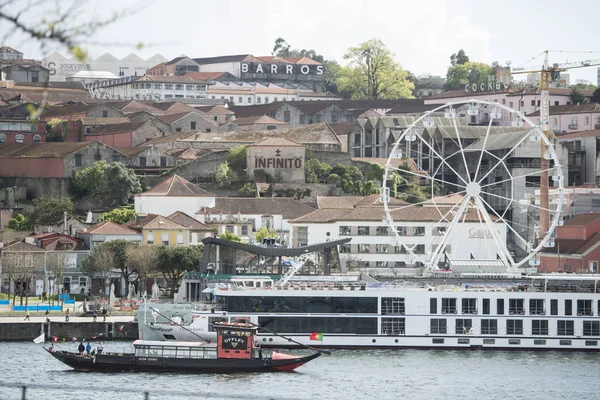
[46,349,320,373]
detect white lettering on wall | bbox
[256,64,264,74]
[300,65,310,75]
[316,65,324,75]
[271,64,278,74]
[241,63,248,73]
[286,64,293,74]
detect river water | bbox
[1,341,598,400]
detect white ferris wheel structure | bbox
[381,99,565,273]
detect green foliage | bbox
[388,165,431,203]
[45,118,67,142]
[29,198,74,225]
[157,245,204,297]
[254,227,278,243]
[450,49,469,67]
[73,161,142,206]
[337,39,414,100]
[215,161,236,188]
[570,81,596,91]
[570,88,586,105]
[304,158,332,183]
[238,182,255,197]
[592,87,600,104]
[7,214,30,231]
[218,232,242,242]
[99,208,136,225]
[445,61,495,91]
[226,146,247,179]
[326,173,341,185]
[364,163,385,181]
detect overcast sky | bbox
[6,0,600,84]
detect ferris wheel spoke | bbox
[387,165,467,189]
[480,190,557,214]
[386,189,467,213]
[412,132,469,186]
[479,167,555,190]
[474,201,494,260]
[452,118,472,183]
[477,129,533,184]
[473,118,494,182]
[429,195,470,270]
[473,197,515,268]
[478,196,531,251]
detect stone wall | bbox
[170,113,219,133]
[271,183,335,205]
[169,150,228,182]
[307,150,352,166]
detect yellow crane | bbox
[508,51,600,240]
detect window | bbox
[509,299,525,315]
[483,339,495,345]
[382,318,405,335]
[534,339,546,345]
[176,128,182,132]
[577,299,593,316]
[376,244,388,254]
[357,226,370,235]
[394,245,407,254]
[376,226,388,236]
[565,299,572,316]
[462,298,477,314]
[284,111,291,122]
[520,100,524,107]
[297,227,308,246]
[585,116,590,125]
[525,176,541,187]
[529,299,545,315]
[75,154,83,167]
[532,320,549,335]
[396,227,406,236]
[161,233,169,245]
[441,298,456,314]
[339,226,351,236]
[146,233,154,245]
[509,102,513,108]
[226,225,234,233]
[481,319,497,334]
[316,114,321,123]
[430,298,437,314]
[357,244,370,253]
[583,321,600,336]
[531,100,535,106]
[176,234,184,245]
[33,134,41,143]
[15,134,24,143]
[590,261,598,273]
[332,112,338,123]
[196,85,206,91]
[191,121,197,130]
[164,84,173,90]
[506,319,523,335]
[382,298,405,315]
[299,115,306,124]
[456,319,472,334]
[413,227,425,236]
[551,299,558,316]
[175,84,183,90]
[482,299,490,315]
[557,320,574,335]
[160,157,167,167]
[430,319,447,334]
[339,244,351,253]
[153,83,162,89]
[414,244,425,254]
[393,261,406,268]
[238,97,243,104]
[140,157,147,167]
[247,97,252,104]
[497,299,504,315]
[241,226,248,236]
[102,110,108,117]
[0,134,5,143]
[457,338,470,344]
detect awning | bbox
[202,288,214,294]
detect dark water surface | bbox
[1,341,599,400]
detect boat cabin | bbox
[133,340,217,359]
[214,321,259,359]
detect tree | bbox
[445,61,495,91]
[254,227,278,243]
[570,88,586,105]
[225,146,247,180]
[7,214,30,231]
[337,39,414,100]
[215,161,236,189]
[103,240,134,284]
[46,252,70,303]
[157,245,203,298]
[272,37,291,57]
[99,208,137,225]
[73,161,142,206]
[592,87,600,104]
[80,244,116,283]
[46,119,67,142]
[29,198,74,226]
[450,49,470,67]
[218,232,242,242]
[125,245,159,295]
[570,81,596,91]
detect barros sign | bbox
[241,63,324,75]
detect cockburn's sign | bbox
[241,63,324,75]
[464,81,511,92]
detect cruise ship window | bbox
[430,319,446,334]
[509,299,525,315]
[506,319,523,335]
[482,299,490,315]
[529,299,545,315]
[441,298,456,314]
[357,244,370,253]
[376,226,388,236]
[382,318,405,335]
[339,226,351,236]
[462,298,477,314]
[357,226,370,235]
[394,245,407,254]
[430,298,437,314]
[413,226,425,236]
[497,299,504,315]
[455,319,472,334]
[532,320,549,335]
[557,320,574,335]
[577,299,593,316]
[376,244,388,254]
[481,319,497,334]
[382,298,405,315]
[583,321,600,336]
[550,299,558,316]
[565,299,572,316]
[339,244,351,253]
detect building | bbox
[0,46,23,61]
[42,52,168,82]
[246,137,305,183]
[114,146,177,174]
[134,174,215,217]
[136,214,190,247]
[529,104,600,134]
[166,211,215,245]
[0,119,46,143]
[1,47,50,83]
[65,70,119,83]
[84,120,167,147]
[556,130,600,185]
[414,76,445,98]
[539,213,600,273]
[78,221,141,250]
[41,102,125,121]
[157,111,224,133]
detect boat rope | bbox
[235,319,331,356]
[148,307,212,343]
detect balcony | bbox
[568,124,579,129]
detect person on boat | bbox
[78,342,85,355]
[65,309,70,322]
[85,342,92,355]
[97,342,103,355]
[45,309,50,323]
[49,343,54,352]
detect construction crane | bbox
[508,51,600,241]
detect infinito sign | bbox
[241,62,324,75]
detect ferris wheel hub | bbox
[466,182,481,197]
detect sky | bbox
[4,0,600,85]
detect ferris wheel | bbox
[381,99,565,272]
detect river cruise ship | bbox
[138,274,600,351]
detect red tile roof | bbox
[140,174,214,197]
[83,221,139,235]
